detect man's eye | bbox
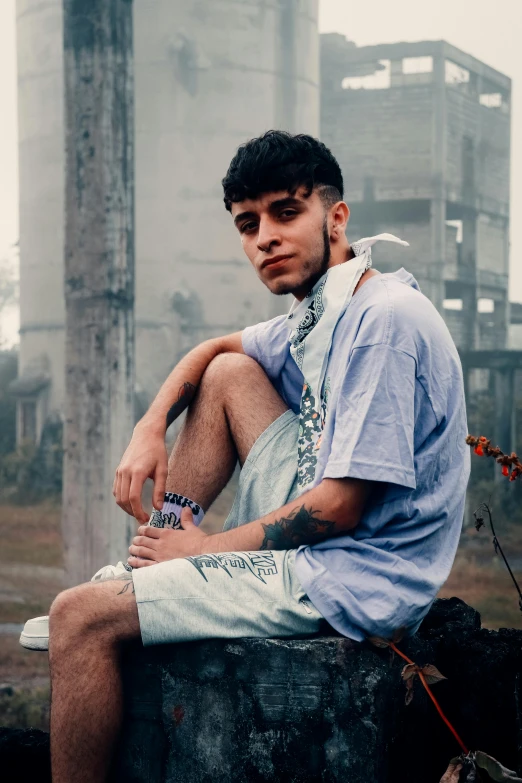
[280,210,297,218]
[240,222,257,233]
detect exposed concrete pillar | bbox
[62,0,135,584]
[461,213,478,349]
[428,50,448,315]
[494,368,515,456]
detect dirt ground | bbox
[1,487,521,730]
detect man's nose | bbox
[256,218,281,253]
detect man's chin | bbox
[268,282,296,296]
[262,274,304,297]
[266,278,320,298]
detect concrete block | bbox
[3,599,522,783]
[112,598,522,783]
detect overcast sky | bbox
[1,0,521,344]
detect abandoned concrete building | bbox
[321,36,511,352]
[12,1,513,447]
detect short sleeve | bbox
[242,315,290,381]
[324,343,417,489]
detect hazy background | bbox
[1,1,522,736]
[1,0,521,348]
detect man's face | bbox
[231,188,331,298]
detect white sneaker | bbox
[19,615,50,651]
[19,561,133,651]
[90,560,132,581]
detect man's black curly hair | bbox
[222,130,344,212]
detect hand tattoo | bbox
[166,382,196,429]
[260,505,336,550]
[115,573,135,595]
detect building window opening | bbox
[478,298,495,313]
[443,299,463,311]
[402,56,433,74]
[21,400,37,443]
[479,93,503,109]
[446,220,463,243]
[342,60,391,90]
[445,60,470,85]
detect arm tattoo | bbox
[260,505,336,550]
[115,573,135,595]
[166,382,196,429]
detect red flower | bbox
[474,446,484,456]
[510,470,518,482]
[502,465,509,477]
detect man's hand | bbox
[113,423,168,523]
[128,508,208,567]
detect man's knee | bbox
[201,352,264,392]
[49,584,106,651]
[50,585,86,629]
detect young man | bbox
[27,131,470,781]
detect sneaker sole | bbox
[19,633,49,651]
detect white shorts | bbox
[132,411,324,646]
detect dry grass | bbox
[439,555,522,629]
[0,499,60,729]
[0,684,50,731]
[0,499,62,567]
[437,515,522,629]
[0,636,49,685]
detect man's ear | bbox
[330,201,350,239]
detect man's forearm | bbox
[138,333,243,434]
[200,480,363,554]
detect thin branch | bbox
[389,642,469,755]
[474,502,522,614]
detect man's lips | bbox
[260,254,293,271]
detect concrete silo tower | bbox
[14,0,319,438]
[133,0,320,401]
[14,0,65,441]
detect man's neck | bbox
[328,245,381,296]
[292,245,380,302]
[327,243,355,271]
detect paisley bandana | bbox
[286,234,409,489]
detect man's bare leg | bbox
[48,575,140,783]
[49,354,287,782]
[164,352,288,509]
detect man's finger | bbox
[127,556,155,568]
[179,507,194,529]
[153,462,168,510]
[138,525,162,538]
[132,535,159,549]
[119,472,133,516]
[114,473,122,505]
[129,544,157,560]
[128,474,148,523]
